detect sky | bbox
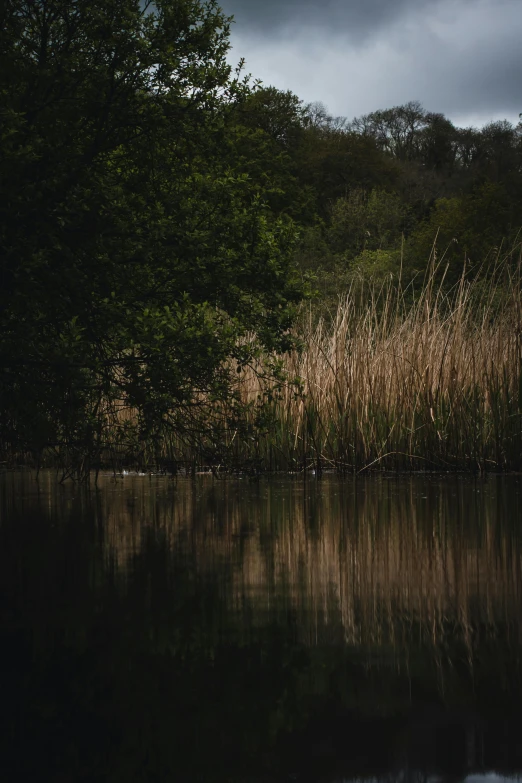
[220,0,522,129]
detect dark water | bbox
[2,472,522,782]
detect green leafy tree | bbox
[0,0,303,474]
[235,89,399,224]
[404,180,522,285]
[298,124,399,219]
[239,86,308,150]
[328,188,409,261]
[232,86,315,221]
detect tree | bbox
[328,189,409,260]
[232,86,315,221]
[238,86,308,150]
[404,180,521,286]
[349,101,427,162]
[419,112,457,173]
[0,0,304,475]
[476,120,521,182]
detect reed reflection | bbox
[7,472,519,651]
[2,472,522,782]
[95,474,522,650]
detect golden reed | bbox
[234,263,522,472]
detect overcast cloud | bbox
[221,0,521,128]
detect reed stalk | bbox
[6,262,522,476]
[232,262,522,473]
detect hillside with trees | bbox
[237,91,522,293]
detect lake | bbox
[2,471,522,782]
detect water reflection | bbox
[1,472,522,782]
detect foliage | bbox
[328,188,409,260]
[0,0,304,475]
[405,182,522,285]
[349,248,402,282]
[291,98,522,293]
[349,100,429,162]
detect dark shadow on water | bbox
[2,472,522,782]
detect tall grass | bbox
[232,262,522,473]
[8,261,522,477]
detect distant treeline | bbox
[235,90,522,293]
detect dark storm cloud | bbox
[221,0,445,41]
[424,37,522,121]
[224,0,522,127]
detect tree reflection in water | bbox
[1,472,522,782]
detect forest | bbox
[1,0,522,476]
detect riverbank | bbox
[4,267,522,477]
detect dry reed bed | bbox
[81,269,522,475]
[236,273,522,472]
